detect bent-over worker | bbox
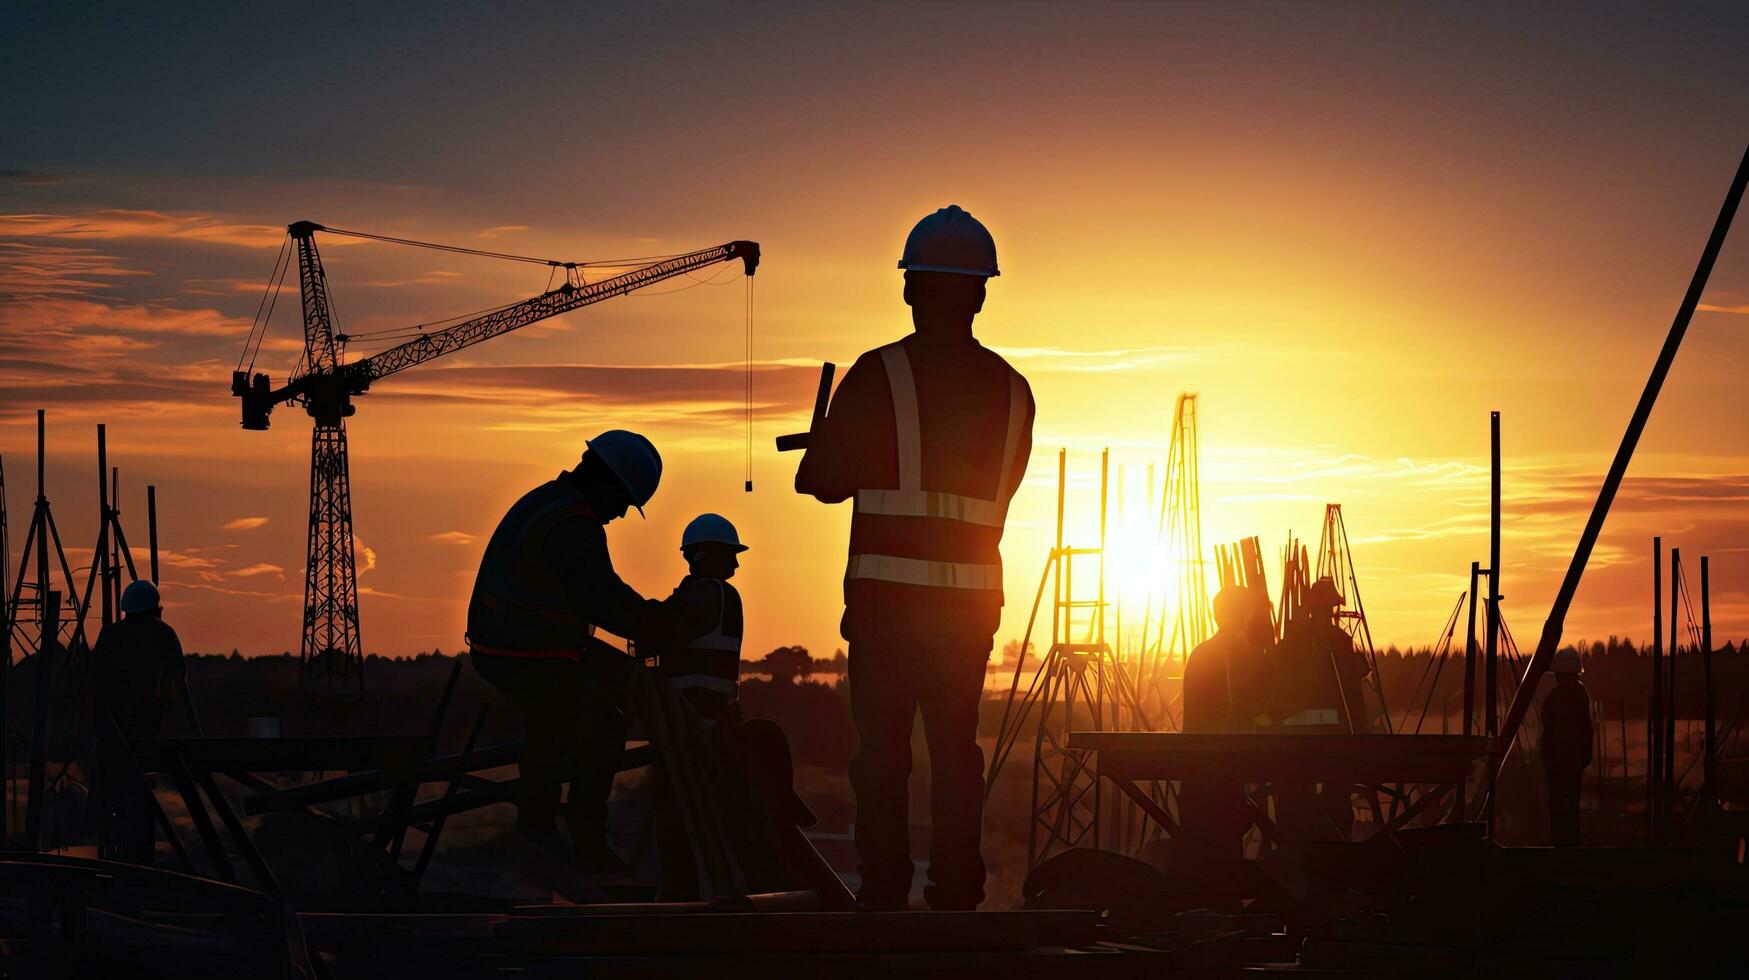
[467,430,662,872]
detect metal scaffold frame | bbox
[985,450,1158,873]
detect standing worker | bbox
[796,205,1034,911]
[467,430,663,872]
[94,580,202,864]
[1540,648,1593,847]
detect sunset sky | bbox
[3,3,1746,662]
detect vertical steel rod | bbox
[1701,556,1714,845]
[97,425,112,630]
[25,590,57,850]
[1484,412,1501,834]
[1651,537,1663,841]
[147,484,159,584]
[1667,549,1680,835]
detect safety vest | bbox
[846,342,1028,597]
[467,479,597,660]
[665,578,742,696]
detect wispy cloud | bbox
[478,225,528,239]
[230,563,285,579]
[430,530,476,545]
[0,210,284,249]
[223,517,270,531]
[0,296,249,337]
[1697,303,1749,315]
[992,345,1196,372]
[0,242,149,296]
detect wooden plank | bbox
[1070,732,1487,784]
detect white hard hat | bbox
[120,580,161,615]
[585,430,662,516]
[681,513,747,553]
[1552,648,1582,675]
[897,205,999,278]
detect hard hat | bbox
[585,430,662,516]
[1306,576,1344,608]
[120,580,161,615]
[681,513,748,553]
[1552,648,1583,675]
[897,205,999,278]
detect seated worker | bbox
[653,513,748,721]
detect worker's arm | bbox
[796,351,888,503]
[546,515,660,641]
[1004,373,1035,503]
[645,578,724,650]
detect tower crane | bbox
[232,221,759,689]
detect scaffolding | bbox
[985,450,1158,872]
[1314,504,1391,733]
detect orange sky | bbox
[2,4,1746,660]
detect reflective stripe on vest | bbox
[847,343,1026,592]
[847,553,1001,591]
[669,673,737,696]
[685,580,742,654]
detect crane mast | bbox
[231,221,759,689]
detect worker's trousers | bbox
[847,640,988,910]
[1545,766,1584,848]
[471,651,628,840]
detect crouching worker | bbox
[467,430,663,873]
[648,514,815,896]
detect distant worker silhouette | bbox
[796,205,1034,911]
[1540,648,1592,847]
[1179,586,1270,868]
[94,580,202,864]
[467,430,663,873]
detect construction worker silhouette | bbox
[1178,586,1267,869]
[654,513,748,721]
[648,515,815,896]
[467,430,662,872]
[1540,648,1592,847]
[94,580,202,864]
[796,205,1034,911]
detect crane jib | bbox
[230,235,758,430]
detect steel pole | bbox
[1650,537,1663,842]
[1484,412,1501,834]
[1701,556,1714,845]
[147,484,159,584]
